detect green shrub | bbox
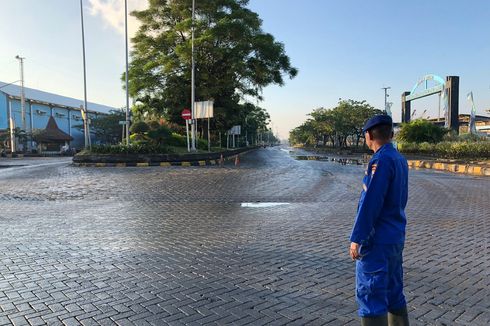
[129,133,151,144]
[147,120,161,130]
[399,141,490,159]
[130,121,149,134]
[197,138,209,150]
[397,119,447,143]
[164,133,208,150]
[147,126,172,145]
[442,130,459,142]
[397,142,418,154]
[456,133,488,142]
[166,133,188,147]
[87,143,175,154]
[418,142,433,153]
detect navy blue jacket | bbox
[350,143,408,245]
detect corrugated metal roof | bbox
[0,81,118,114]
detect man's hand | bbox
[350,242,360,260]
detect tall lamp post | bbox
[14,56,26,132]
[15,55,27,151]
[79,0,90,149]
[382,86,391,116]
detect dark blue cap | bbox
[363,115,393,132]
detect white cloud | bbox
[87,0,148,37]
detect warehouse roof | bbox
[0,81,117,114]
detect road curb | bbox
[407,159,489,177]
[73,159,220,168]
[3,154,24,158]
[71,150,255,168]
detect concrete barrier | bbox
[73,147,258,167]
[408,159,488,177]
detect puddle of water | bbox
[292,155,363,165]
[241,202,290,208]
[293,155,330,161]
[0,165,25,169]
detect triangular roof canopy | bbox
[34,116,74,142]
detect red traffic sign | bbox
[181,108,192,120]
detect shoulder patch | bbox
[371,163,377,175]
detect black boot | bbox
[388,306,409,326]
[361,314,388,326]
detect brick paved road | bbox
[0,149,488,325]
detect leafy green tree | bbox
[335,100,381,147]
[75,109,125,144]
[397,119,447,143]
[148,126,173,145]
[127,0,297,133]
[241,103,270,143]
[289,120,317,146]
[289,100,382,147]
[130,121,150,134]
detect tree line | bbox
[289,100,382,147]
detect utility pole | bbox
[80,0,89,149]
[124,0,130,145]
[382,86,391,116]
[190,0,196,151]
[15,56,26,132]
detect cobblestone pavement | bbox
[0,148,488,326]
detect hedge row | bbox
[85,143,176,154]
[84,134,209,155]
[398,141,490,159]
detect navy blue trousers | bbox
[356,243,406,317]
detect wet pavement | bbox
[0,148,488,325]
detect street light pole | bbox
[80,0,89,149]
[15,55,26,148]
[124,0,130,145]
[382,86,391,115]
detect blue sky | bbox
[1,0,489,139]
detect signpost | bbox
[194,101,214,152]
[228,125,241,148]
[182,108,192,152]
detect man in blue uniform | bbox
[349,115,409,326]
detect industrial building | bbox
[426,114,490,136]
[0,81,117,152]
